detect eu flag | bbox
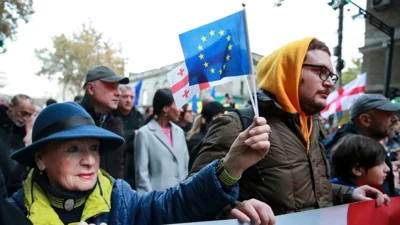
[179,10,250,86]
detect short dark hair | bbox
[332,134,386,180]
[307,39,331,56]
[46,98,57,106]
[74,95,83,102]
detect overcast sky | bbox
[0,0,366,98]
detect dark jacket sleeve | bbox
[189,115,242,176]
[0,198,32,225]
[122,160,239,224]
[331,183,353,205]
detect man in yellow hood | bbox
[189,37,388,216]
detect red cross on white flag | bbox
[167,62,241,108]
[320,73,367,119]
[167,63,202,108]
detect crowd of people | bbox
[0,37,398,225]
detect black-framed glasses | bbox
[303,64,339,84]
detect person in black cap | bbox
[187,101,225,169]
[80,65,129,179]
[323,93,400,196]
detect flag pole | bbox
[242,3,259,117]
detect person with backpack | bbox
[189,37,389,216]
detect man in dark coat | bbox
[115,85,144,189]
[80,65,130,179]
[0,94,35,196]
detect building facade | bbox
[359,0,400,93]
[129,53,263,106]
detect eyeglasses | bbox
[303,64,339,84]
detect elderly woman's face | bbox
[35,138,100,191]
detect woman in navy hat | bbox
[7,102,276,225]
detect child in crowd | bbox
[331,134,390,193]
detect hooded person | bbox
[189,37,389,216]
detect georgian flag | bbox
[167,62,239,108]
[321,73,367,119]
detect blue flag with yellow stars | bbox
[179,10,250,86]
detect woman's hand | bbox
[224,117,271,178]
[229,199,276,225]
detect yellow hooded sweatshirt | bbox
[256,37,315,154]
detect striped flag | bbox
[320,73,366,119]
[167,62,239,108]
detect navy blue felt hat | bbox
[11,102,125,167]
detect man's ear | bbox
[34,152,46,171]
[358,114,371,127]
[86,82,95,96]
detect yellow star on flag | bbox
[201,36,207,42]
[226,35,231,41]
[209,30,215,36]
[223,64,226,69]
[219,69,223,74]
[219,29,225,36]
[226,55,231,60]
[197,45,203,51]
[203,62,209,68]
[228,44,233,50]
[199,53,204,60]
[210,68,215,73]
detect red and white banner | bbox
[172,197,400,225]
[320,73,366,119]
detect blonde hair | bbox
[186,114,203,141]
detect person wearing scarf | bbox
[7,102,276,225]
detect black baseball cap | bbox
[350,94,400,120]
[83,66,129,88]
